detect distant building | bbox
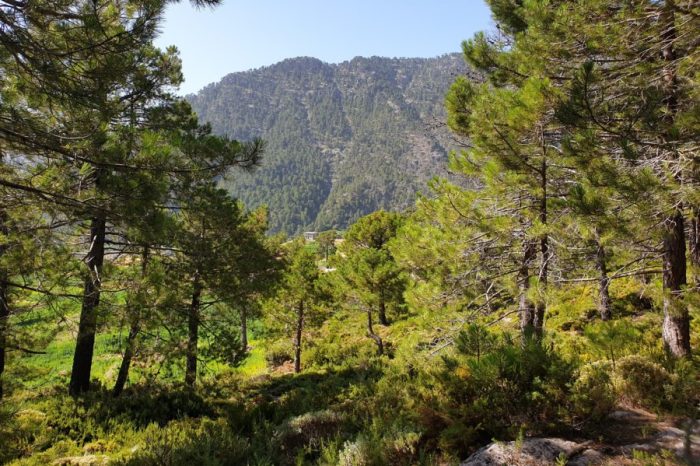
[303,231,319,241]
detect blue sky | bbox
[155,1,493,94]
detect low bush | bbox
[615,355,671,409]
[569,361,616,422]
[265,340,294,368]
[118,418,249,466]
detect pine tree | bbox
[271,239,328,373]
[446,0,698,356]
[338,211,405,354]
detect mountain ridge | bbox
[188,53,470,234]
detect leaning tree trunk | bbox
[594,236,612,321]
[519,239,538,343]
[69,211,106,396]
[293,300,304,373]
[112,320,139,397]
[659,3,690,358]
[113,247,149,397]
[367,309,384,355]
[185,275,202,387]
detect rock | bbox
[460,438,586,465]
[623,421,700,459]
[568,448,605,465]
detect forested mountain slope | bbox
[188,54,469,234]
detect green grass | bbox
[10,318,270,395]
[11,327,123,391]
[235,338,268,377]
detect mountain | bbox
[187,54,470,234]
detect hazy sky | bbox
[154,1,493,95]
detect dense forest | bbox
[0,1,698,466]
[189,54,469,235]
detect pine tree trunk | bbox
[662,212,690,358]
[294,300,304,373]
[0,208,8,399]
[519,240,537,342]
[0,275,9,400]
[378,291,389,326]
[659,2,690,358]
[534,158,548,340]
[185,275,202,387]
[594,238,612,321]
[240,306,248,351]
[113,247,149,397]
[690,207,699,285]
[367,309,384,355]
[112,320,139,397]
[69,212,106,396]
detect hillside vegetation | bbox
[189,55,470,234]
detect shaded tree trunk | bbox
[659,3,690,358]
[113,247,149,397]
[519,239,537,343]
[534,158,548,340]
[690,207,699,285]
[367,309,384,355]
[0,275,8,400]
[240,306,248,352]
[594,237,612,321]
[662,212,690,358]
[112,320,139,397]
[294,300,303,373]
[0,208,8,399]
[185,274,202,387]
[69,211,106,396]
[378,291,389,326]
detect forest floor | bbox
[592,407,699,465]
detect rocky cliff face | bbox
[188,54,471,234]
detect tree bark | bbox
[367,309,384,355]
[294,300,304,373]
[240,306,248,352]
[0,207,8,399]
[662,212,690,358]
[690,207,699,286]
[534,158,548,340]
[112,320,139,397]
[113,247,149,397]
[378,291,389,326]
[0,275,8,400]
[594,237,612,321]
[659,2,690,358]
[185,274,202,387]
[519,239,537,343]
[69,211,106,396]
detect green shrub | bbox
[337,437,372,466]
[429,332,573,458]
[265,340,293,368]
[120,418,249,466]
[664,359,700,416]
[569,361,616,422]
[384,430,422,466]
[275,409,346,459]
[615,355,671,409]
